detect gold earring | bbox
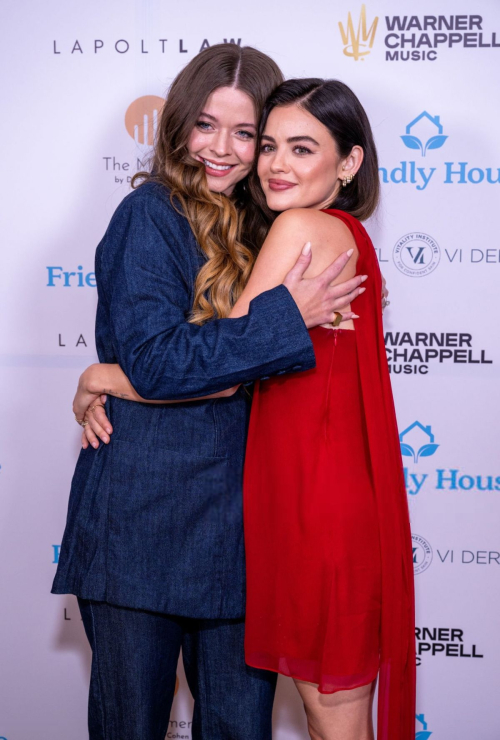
[342,173,355,188]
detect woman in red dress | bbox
[229,80,415,740]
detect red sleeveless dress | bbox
[243,210,416,740]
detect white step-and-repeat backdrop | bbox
[1,1,499,738]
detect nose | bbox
[269,147,289,174]
[210,129,231,158]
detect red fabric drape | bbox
[324,209,416,739]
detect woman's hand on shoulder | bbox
[230,208,364,326]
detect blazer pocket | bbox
[107,439,230,586]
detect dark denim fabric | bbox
[52,182,315,618]
[79,599,277,740]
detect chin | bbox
[265,193,301,212]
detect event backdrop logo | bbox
[338,5,378,61]
[385,331,493,375]
[400,421,439,463]
[401,112,447,157]
[393,233,440,277]
[46,266,96,287]
[412,534,433,575]
[380,111,499,190]
[125,95,164,148]
[415,713,432,740]
[415,626,483,666]
[398,419,500,495]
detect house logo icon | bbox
[415,712,433,739]
[399,421,439,464]
[338,5,379,61]
[401,111,448,157]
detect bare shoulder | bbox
[270,208,355,253]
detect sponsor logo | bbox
[58,333,88,348]
[412,534,433,574]
[398,421,499,495]
[385,332,493,376]
[391,236,500,271]
[401,112,447,157]
[165,719,192,740]
[338,12,500,63]
[411,536,499,569]
[53,38,241,56]
[436,548,500,566]
[400,422,439,464]
[393,233,440,277]
[125,95,164,149]
[384,14,500,62]
[102,96,165,185]
[46,266,96,288]
[338,5,378,61]
[379,112,500,190]
[415,626,483,666]
[416,713,432,740]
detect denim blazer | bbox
[52,182,315,618]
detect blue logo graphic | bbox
[416,713,432,739]
[400,421,439,464]
[46,266,96,288]
[401,112,448,157]
[52,545,61,564]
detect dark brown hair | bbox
[250,78,380,222]
[133,44,284,324]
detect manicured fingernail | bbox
[346,248,354,257]
[361,275,368,282]
[106,428,112,434]
[302,242,311,255]
[359,287,366,294]
[92,442,98,449]
[352,314,360,319]
[103,437,109,444]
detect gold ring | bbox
[332,312,343,328]
[81,420,89,427]
[90,404,105,413]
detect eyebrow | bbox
[199,112,256,128]
[261,134,320,146]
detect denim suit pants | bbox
[79,599,277,740]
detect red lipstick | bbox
[268,179,297,191]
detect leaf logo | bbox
[424,134,447,154]
[400,442,415,459]
[401,135,423,154]
[417,443,439,459]
[400,441,439,463]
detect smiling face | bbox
[187,86,257,196]
[258,103,362,211]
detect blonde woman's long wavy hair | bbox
[132,44,283,325]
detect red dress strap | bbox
[322,209,416,740]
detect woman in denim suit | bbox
[53,45,365,740]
